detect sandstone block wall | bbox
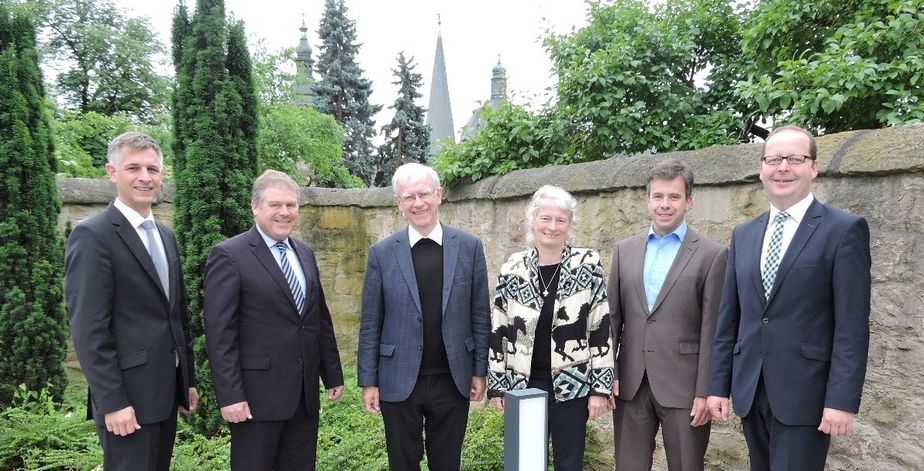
[59,124,924,470]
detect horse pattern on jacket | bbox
[488,246,614,402]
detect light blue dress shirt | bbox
[643,221,687,311]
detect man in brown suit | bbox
[608,159,727,470]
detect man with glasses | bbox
[707,126,871,470]
[358,162,490,470]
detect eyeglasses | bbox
[761,154,815,166]
[397,190,437,204]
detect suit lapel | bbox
[108,205,168,303]
[627,233,650,316]
[651,230,699,314]
[766,200,823,305]
[394,229,423,315]
[248,228,299,315]
[748,212,771,301]
[441,226,459,315]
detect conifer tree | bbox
[374,52,430,187]
[0,4,67,405]
[172,0,257,434]
[313,0,380,185]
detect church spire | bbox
[426,14,455,156]
[295,15,314,79]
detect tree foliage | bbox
[0,3,68,406]
[172,0,258,435]
[737,0,924,132]
[314,0,380,185]
[373,52,430,187]
[36,0,170,122]
[250,43,360,188]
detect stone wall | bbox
[59,124,924,470]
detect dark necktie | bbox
[275,242,305,315]
[140,220,169,298]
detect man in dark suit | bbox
[707,126,872,470]
[608,159,727,470]
[204,170,344,470]
[358,162,490,471]
[65,131,197,471]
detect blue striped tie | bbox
[761,212,789,299]
[275,242,305,315]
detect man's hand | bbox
[180,387,199,414]
[818,408,854,437]
[490,396,505,410]
[470,376,486,402]
[588,395,610,419]
[220,401,252,423]
[362,386,381,414]
[327,386,344,402]
[690,396,710,427]
[105,406,141,436]
[706,396,730,421]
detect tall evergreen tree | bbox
[0,4,68,405]
[373,52,430,187]
[172,0,257,435]
[313,0,380,185]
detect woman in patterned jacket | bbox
[488,185,615,470]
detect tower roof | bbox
[426,16,455,155]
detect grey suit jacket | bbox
[65,203,196,426]
[608,227,727,408]
[357,224,491,402]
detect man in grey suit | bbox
[358,162,490,471]
[608,159,727,470]
[65,131,197,470]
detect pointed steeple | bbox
[293,16,317,108]
[426,14,455,156]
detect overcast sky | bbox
[112,0,588,141]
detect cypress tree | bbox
[172,0,257,435]
[374,52,430,187]
[314,0,380,185]
[0,4,67,405]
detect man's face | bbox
[647,176,692,236]
[252,185,300,241]
[106,147,163,216]
[759,130,818,210]
[395,175,442,235]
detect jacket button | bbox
[762,317,769,324]
[297,358,303,365]
[417,318,422,323]
[647,319,655,324]
[417,345,422,351]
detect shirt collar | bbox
[255,224,291,250]
[647,220,688,242]
[770,193,814,224]
[114,197,154,229]
[408,222,443,247]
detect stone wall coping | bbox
[58,123,924,206]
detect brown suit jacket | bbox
[608,227,727,408]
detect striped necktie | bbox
[275,242,305,315]
[761,212,789,299]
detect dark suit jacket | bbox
[708,199,871,425]
[358,224,491,402]
[608,227,727,408]
[65,203,196,426]
[204,227,343,420]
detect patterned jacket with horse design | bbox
[488,246,615,402]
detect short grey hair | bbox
[524,185,578,245]
[391,163,441,195]
[252,170,299,205]
[107,131,163,167]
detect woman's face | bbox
[532,205,571,251]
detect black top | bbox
[530,263,560,382]
[411,238,450,375]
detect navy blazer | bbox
[65,203,196,425]
[708,199,871,425]
[204,227,343,420]
[358,224,491,402]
